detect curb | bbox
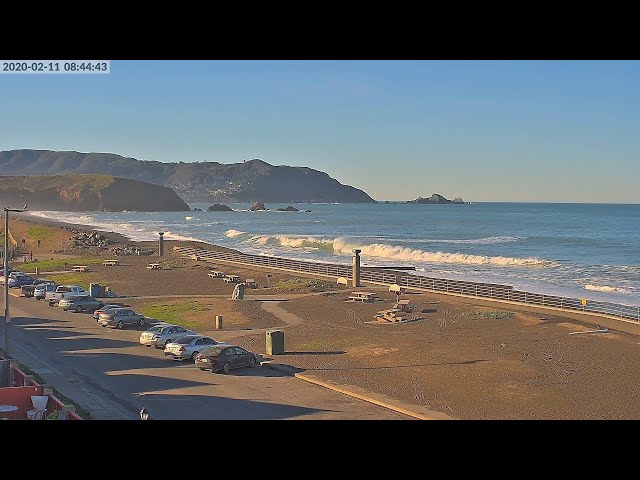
[261,361,454,420]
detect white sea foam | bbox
[585,284,629,294]
[163,231,204,242]
[225,229,246,238]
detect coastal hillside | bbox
[0,175,190,212]
[0,150,376,203]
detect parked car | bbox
[93,304,125,320]
[164,335,222,361]
[46,285,89,306]
[99,308,145,329]
[21,280,56,298]
[34,283,58,300]
[139,324,198,348]
[0,268,16,285]
[59,296,105,313]
[8,275,36,288]
[194,345,259,374]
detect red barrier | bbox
[0,385,43,420]
[0,353,83,420]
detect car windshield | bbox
[175,336,198,344]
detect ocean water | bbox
[29,203,640,306]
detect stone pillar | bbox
[23,374,35,386]
[215,315,223,330]
[352,249,361,288]
[158,232,165,257]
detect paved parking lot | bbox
[4,296,409,420]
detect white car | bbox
[163,335,224,361]
[139,324,197,349]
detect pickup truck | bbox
[46,285,89,306]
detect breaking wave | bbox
[223,230,550,267]
[585,284,629,294]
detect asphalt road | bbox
[3,295,408,420]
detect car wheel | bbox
[116,320,124,329]
[198,368,206,371]
[222,362,231,374]
[138,318,145,326]
[249,356,257,368]
[75,305,83,313]
[191,351,199,361]
[165,339,171,347]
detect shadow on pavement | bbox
[136,392,331,420]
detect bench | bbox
[245,279,258,288]
[224,275,240,283]
[147,263,162,270]
[103,260,120,266]
[71,265,90,272]
[208,271,224,278]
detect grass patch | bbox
[24,257,104,272]
[272,278,312,290]
[26,226,54,242]
[139,301,209,329]
[43,273,99,289]
[460,311,514,320]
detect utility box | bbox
[89,283,105,298]
[265,330,285,355]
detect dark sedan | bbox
[194,345,259,374]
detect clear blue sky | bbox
[1,60,638,202]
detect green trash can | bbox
[89,283,104,298]
[266,330,285,355]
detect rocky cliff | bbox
[0,150,376,203]
[0,175,190,211]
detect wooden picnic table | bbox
[147,263,162,270]
[103,259,120,266]
[71,265,90,272]
[224,275,241,283]
[347,291,377,302]
[208,271,224,278]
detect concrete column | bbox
[158,232,165,257]
[58,405,76,420]
[215,315,223,330]
[352,249,361,288]
[42,385,55,396]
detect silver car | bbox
[163,335,223,361]
[139,324,198,349]
[99,308,145,329]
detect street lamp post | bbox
[3,205,27,357]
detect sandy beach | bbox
[5,213,640,419]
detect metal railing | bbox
[174,245,640,322]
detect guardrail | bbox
[174,245,640,322]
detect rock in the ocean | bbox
[207,203,233,212]
[249,202,267,211]
[276,205,299,212]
